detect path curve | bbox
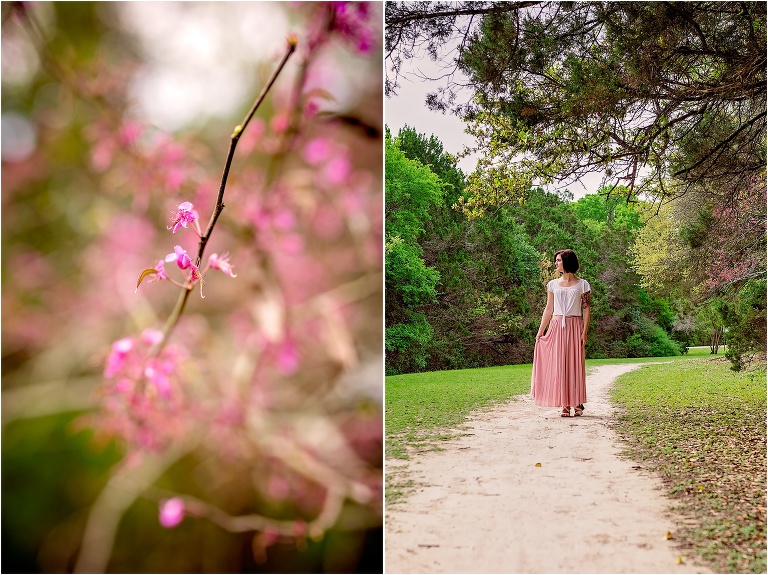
[385,363,712,574]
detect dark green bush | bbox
[725,279,767,371]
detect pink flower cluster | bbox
[81,15,384,543]
[330,2,375,53]
[7,5,385,553]
[305,2,376,55]
[302,136,352,186]
[100,198,239,453]
[168,201,200,235]
[99,329,188,452]
[705,178,766,289]
[86,120,196,210]
[135,201,236,298]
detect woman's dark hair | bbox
[555,249,580,273]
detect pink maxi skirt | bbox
[531,316,586,407]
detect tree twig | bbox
[153,38,297,354]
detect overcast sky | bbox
[385,56,605,200]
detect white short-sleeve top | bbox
[547,278,591,328]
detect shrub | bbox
[385,311,434,374]
[725,279,767,371]
[625,315,682,357]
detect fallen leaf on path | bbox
[676,556,684,565]
[535,462,542,467]
[666,531,674,540]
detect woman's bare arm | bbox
[535,290,554,341]
[581,290,591,346]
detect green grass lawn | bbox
[386,346,722,459]
[385,347,766,573]
[385,363,531,459]
[611,357,766,574]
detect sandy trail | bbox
[385,363,712,574]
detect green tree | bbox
[385,134,443,373]
[387,126,690,373]
[393,127,547,369]
[724,279,767,371]
[573,188,643,234]
[630,201,693,297]
[696,298,730,354]
[395,124,466,208]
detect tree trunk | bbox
[709,327,722,354]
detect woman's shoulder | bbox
[549,277,590,290]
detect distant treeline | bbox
[385,126,765,375]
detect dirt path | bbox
[385,363,712,574]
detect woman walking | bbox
[531,249,591,417]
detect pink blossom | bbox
[166,245,192,270]
[97,333,188,453]
[270,112,290,134]
[144,359,172,398]
[304,99,320,118]
[355,30,373,53]
[142,329,164,347]
[118,121,143,146]
[208,253,237,277]
[154,259,168,280]
[164,246,206,296]
[114,378,134,395]
[272,209,295,231]
[330,2,375,54]
[322,154,351,185]
[302,137,332,165]
[293,519,307,538]
[104,337,134,377]
[277,337,299,375]
[135,260,168,293]
[159,497,185,528]
[168,202,198,234]
[280,234,304,255]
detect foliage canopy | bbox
[384,126,706,375]
[386,1,766,208]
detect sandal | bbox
[574,404,584,417]
[560,406,571,417]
